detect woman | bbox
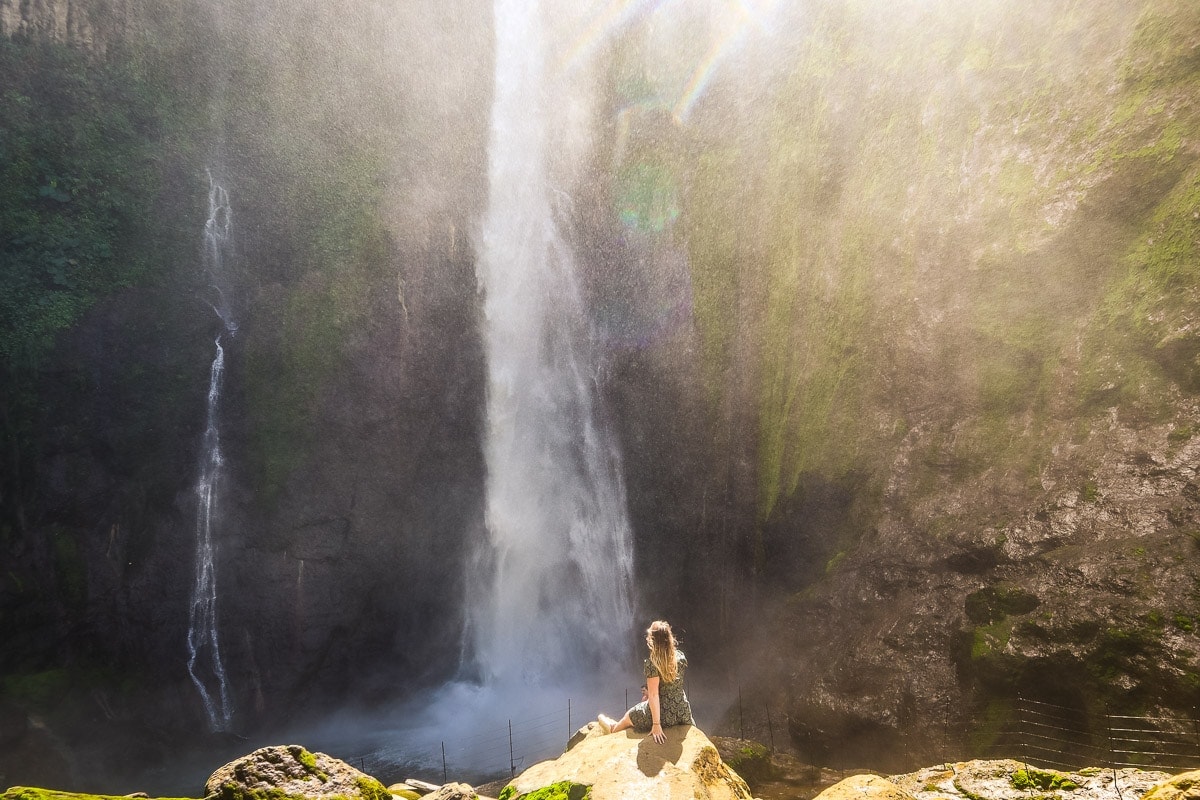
[598,620,693,744]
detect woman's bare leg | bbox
[598,711,635,734]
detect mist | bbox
[2,0,1199,791]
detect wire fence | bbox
[345,690,1200,789]
[1001,696,1200,774]
[349,686,655,787]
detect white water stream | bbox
[468,0,636,688]
[186,170,236,732]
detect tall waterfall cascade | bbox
[186,170,236,732]
[469,0,637,687]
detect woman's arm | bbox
[646,675,665,743]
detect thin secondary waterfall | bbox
[186,170,236,732]
[470,0,636,687]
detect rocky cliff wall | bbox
[0,0,136,52]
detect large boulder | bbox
[498,723,752,800]
[1142,772,1200,800]
[204,744,389,800]
[813,774,917,800]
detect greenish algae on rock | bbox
[497,782,589,800]
[1,789,197,800]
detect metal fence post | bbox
[739,684,744,739]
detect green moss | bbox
[969,697,1013,756]
[289,746,329,782]
[1012,768,1078,792]
[971,619,1013,660]
[965,585,1041,625]
[2,669,71,711]
[499,783,589,800]
[1168,425,1195,444]
[351,777,388,800]
[1173,613,1195,632]
[1,789,195,800]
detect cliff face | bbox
[588,0,1200,769]
[0,0,136,52]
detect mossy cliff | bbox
[595,0,1200,770]
[0,0,487,788]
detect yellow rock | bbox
[1142,772,1200,800]
[502,724,752,800]
[814,774,919,800]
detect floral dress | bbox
[628,650,693,732]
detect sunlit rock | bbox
[499,723,751,800]
[814,774,918,800]
[204,745,389,800]
[890,759,1173,800]
[1142,772,1200,800]
[420,784,477,800]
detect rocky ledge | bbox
[3,746,1199,800]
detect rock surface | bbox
[500,724,752,800]
[1140,772,1200,800]
[420,785,477,800]
[890,760,1173,800]
[204,745,389,800]
[814,775,917,800]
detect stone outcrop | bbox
[1140,772,1200,800]
[814,774,918,800]
[890,760,1174,800]
[419,785,477,800]
[203,745,389,800]
[499,723,751,800]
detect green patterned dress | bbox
[627,650,693,732]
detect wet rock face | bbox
[784,413,1200,768]
[0,0,134,52]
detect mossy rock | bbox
[712,737,777,784]
[2,790,196,800]
[965,586,1041,625]
[205,745,387,800]
[497,782,590,800]
[1011,768,1078,792]
[1141,771,1200,800]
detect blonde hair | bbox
[646,620,679,683]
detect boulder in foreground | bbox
[1141,772,1200,800]
[499,723,751,800]
[813,774,917,800]
[204,745,388,800]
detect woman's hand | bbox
[646,676,664,743]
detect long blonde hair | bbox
[646,620,679,683]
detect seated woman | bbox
[598,620,693,744]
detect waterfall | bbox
[469,0,636,687]
[186,170,236,732]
